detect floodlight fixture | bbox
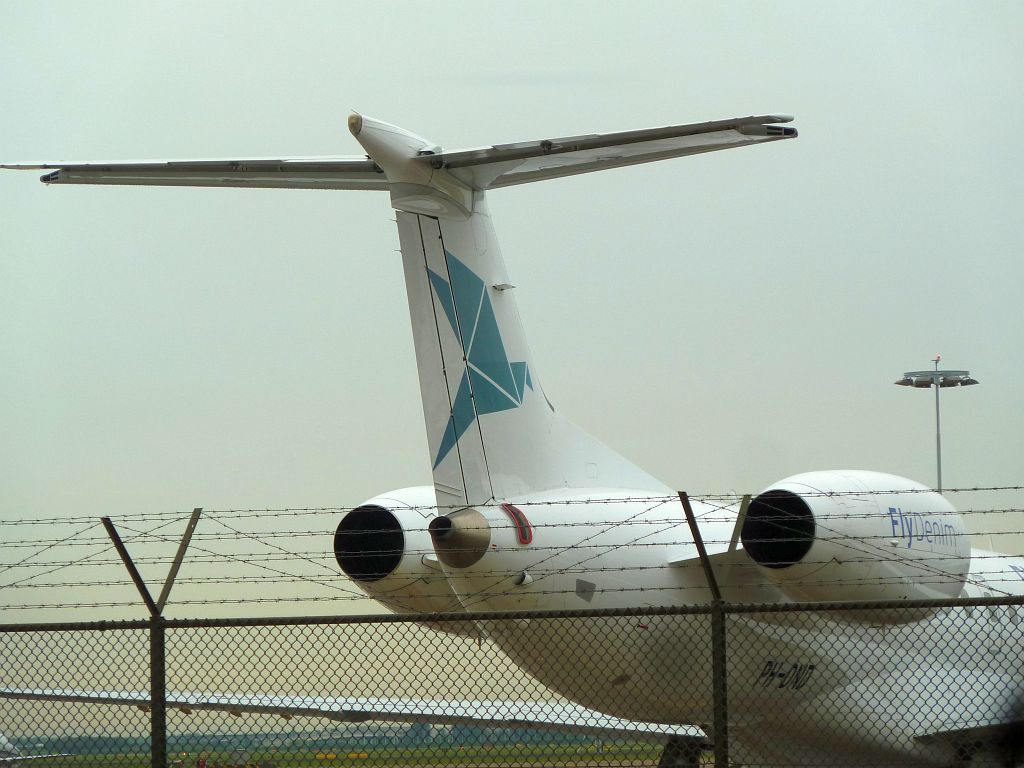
[893,355,978,493]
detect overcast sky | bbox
[2,1,1022,620]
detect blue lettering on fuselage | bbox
[888,507,958,550]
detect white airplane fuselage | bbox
[404,486,1022,765]
[475,540,1024,765]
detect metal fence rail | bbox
[3,597,1024,768]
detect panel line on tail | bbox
[413,215,471,498]
[427,241,542,497]
[435,230,497,501]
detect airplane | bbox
[3,112,1024,767]
[0,733,68,765]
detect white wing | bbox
[0,754,72,764]
[0,732,70,763]
[0,687,703,743]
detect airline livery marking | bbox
[887,507,958,550]
[428,251,532,467]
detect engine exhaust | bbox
[428,508,490,568]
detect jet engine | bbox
[739,470,971,613]
[334,486,474,634]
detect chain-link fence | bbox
[3,598,1023,768]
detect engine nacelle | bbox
[334,486,474,635]
[740,470,971,613]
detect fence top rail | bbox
[2,594,1023,633]
[723,594,1024,614]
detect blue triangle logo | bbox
[429,251,531,468]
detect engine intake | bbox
[335,504,405,582]
[741,489,815,569]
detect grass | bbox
[21,742,690,768]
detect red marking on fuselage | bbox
[500,503,534,545]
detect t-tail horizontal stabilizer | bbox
[1,111,797,507]
[1,113,795,192]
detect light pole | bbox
[894,356,978,493]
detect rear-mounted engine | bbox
[334,486,475,635]
[740,470,971,614]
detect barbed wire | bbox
[7,578,1024,612]
[2,487,1022,614]
[4,519,1020,557]
[110,519,369,603]
[10,562,1024,592]
[3,484,1024,528]
[2,572,1023,599]
[5,573,1024,608]
[3,509,1024,550]
[0,514,188,590]
[3,541,1023,573]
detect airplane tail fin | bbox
[394,199,667,507]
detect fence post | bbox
[150,615,167,768]
[678,492,730,766]
[102,515,199,768]
[710,600,729,767]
